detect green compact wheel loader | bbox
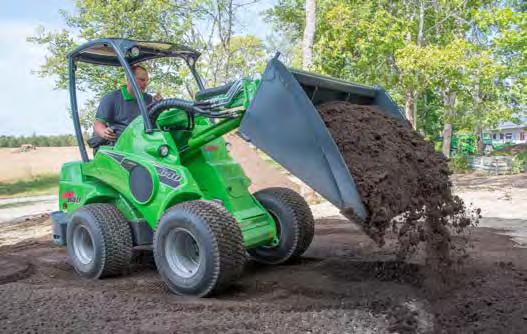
[52,39,407,297]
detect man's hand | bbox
[94,120,117,141]
[153,92,163,102]
[102,127,117,141]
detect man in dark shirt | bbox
[93,64,156,141]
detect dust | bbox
[318,101,480,269]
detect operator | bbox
[93,64,161,142]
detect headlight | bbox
[130,46,140,57]
[158,145,169,157]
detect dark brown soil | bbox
[318,102,479,266]
[0,257,31,284]
[1,218,527,333]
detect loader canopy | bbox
[68,39,201,66]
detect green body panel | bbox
[59,78,277,248]
[59,162,141,221]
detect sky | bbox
[0,0,274,136]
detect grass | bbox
[0,174,58,198]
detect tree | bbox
[28,0,268,131]
[206,35,267,85]
[264,0,304,67]
[267,0,525,157]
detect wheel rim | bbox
[72,225,95,265]
[165,228,201,278]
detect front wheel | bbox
[153,200,245,297]
[249,187,315,264]
[67,203,133,279]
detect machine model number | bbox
[155,166,182,188]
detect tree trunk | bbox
[441,90,456,158]
[408,0,424,131]
[442,123,453,158]
[302,0,316,70]
[417,0,425,46]
[405,90,416,128]
[474,82,484,154]
[476,127,485,154]
[413,91,419,130]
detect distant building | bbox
[485,116,527,144]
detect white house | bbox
[486,116,527,144]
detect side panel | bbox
[82,149,205,229]
[59,161,140,221]
[183,134,277,248]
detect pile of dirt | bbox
[318,101,479,268]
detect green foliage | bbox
[0,174,58,197]
[206,35,267,85]
[0,134,77,148]
[267,0,526,141]
[264,0,304,41]
[417,90,443,136]
[512,152,527,174]
[434,140,443,153]
[448,155,472,174]
[451,135,477,156]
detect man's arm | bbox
[94,93,116,141]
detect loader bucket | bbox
[239,58,406,222]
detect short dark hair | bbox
[131,64,147,75]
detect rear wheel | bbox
[154,200,245,297]
[249,187,315,264]
[67,203,133,278]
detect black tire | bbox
[67,203,133,279]
[249,187,315,264]
[153,200,245,297]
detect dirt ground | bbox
[1,176,526,333]
[1,214,527,333]
[1,144,527,333]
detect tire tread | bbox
[80,203,133,278]
[155,200,245,296]
[252,187,315,263]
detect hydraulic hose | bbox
[149,98,239,125]
[149,98,196,123]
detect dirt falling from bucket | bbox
[318,101,480,270]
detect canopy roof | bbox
[68,38,200,66]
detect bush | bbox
[512,152,527,174]
[434,141,443,153]
[449,154,472,174]
[0,134,77,148]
